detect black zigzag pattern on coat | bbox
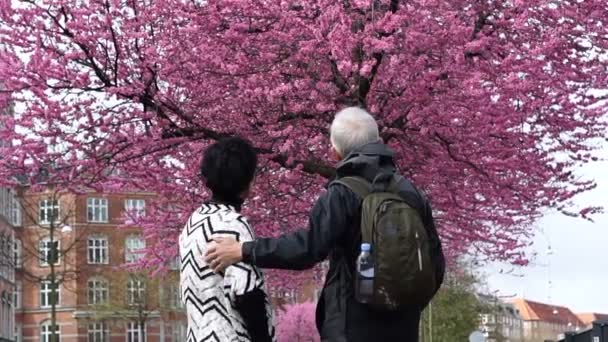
[183,286,252,339]
[180,250,216,280]
[186,329,197,342]
[231,263,255,293]
[180,203,276,342]
[236,216,254,238]
[200,331,220,342]
[198,204,221,216]
[183,288,232,325]
[185,213,241,242]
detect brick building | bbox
[1,83,20,342]
[577,313,608,329]
[0,187,21,342]
[479,296,524,342]
[511,298,584,342]
[14,188,185,342]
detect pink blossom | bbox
[0,0,606,289]
[276,302,319,342]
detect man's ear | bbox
[330,147,342,161]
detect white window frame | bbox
[40,320,60,342]
[164,284,183,309]
[170,322,186,342]
[87,322,109,342]
[168,255,180,271]
[14,323,22,342]
[87,235,109,264]
[0,291,10,339]
[14,239,22,269]
[39,199,60,225]
[0,188,9,221]
[87,198,109,223]
[88,278,109,305]
[126,322,146,342]
[11,195,21,227]
[40,281,60,309]
[39,238,60,266]
[125,236,145,263]
[127,278,146,306]
[14,281,21,310]
[124,199,146,220]
[0,234,6,279]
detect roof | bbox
[478,294,522,318]
[511,298,583,326]
[577,313,608,326]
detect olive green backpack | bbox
[335,175,437,311]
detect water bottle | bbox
[355,243,374,303]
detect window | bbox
[125,236,145,263]
[40,281,60,308]
[164,284,183,309]
[125,199,145,220]
[39,199,60,225]
[0,291,10,339]
[0,234,6,279]
[88,278,109,305]
[11,195,21,226]
[0,188,10,221]
[14,239,22,268]
[126,322,145,342]
[39,238,60,266]
[88,322,109,342]
[170,323,186,342]
[127,278,145,306]
[87,198,108,223]
[14,323,22,342]
[14,282,21,310]
[168,255,180,271]
[87,236,109,264]
[40,320,60,342]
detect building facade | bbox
[577,313,608,329]
[14,189,185,342]
[0,187,21,342]
[479,297,524,342]
[511,298,583,342]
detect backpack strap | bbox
[387,175,405,194]
[332,176,372,199]
[333,174,405,198]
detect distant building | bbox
[511,298,583,342]
[479,295,524,342]
[0,187,20,342]
[14,188,185,342]
[577,313,608,328]
[0,82,20,342]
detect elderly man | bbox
[206,107,445,342]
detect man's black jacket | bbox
[242,142,445,342]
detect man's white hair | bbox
[330,107,380,157]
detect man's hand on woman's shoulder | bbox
[205,236,243,273]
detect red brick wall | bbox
[15,189,185,342]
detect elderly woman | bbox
[179,137,274,342]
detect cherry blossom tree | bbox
[276,302,319,342]
[1,0,607,289]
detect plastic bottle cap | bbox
[361,243,371,252]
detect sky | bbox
[484,141,608,314]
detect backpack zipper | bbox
[415,231,423,271]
